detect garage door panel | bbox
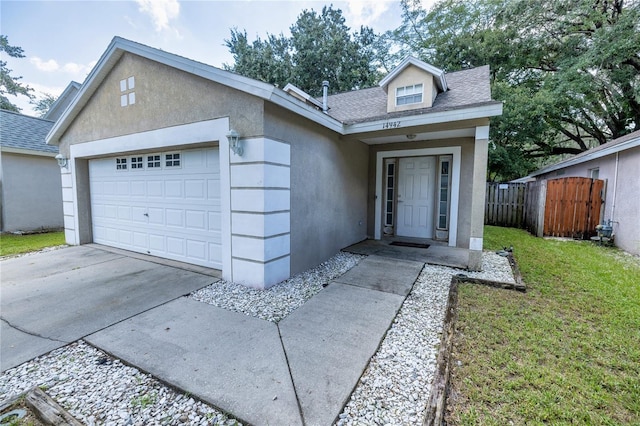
[185,179,205,199]
[185,210,206,230]
[90,147,221,269]
[166,209,184,227]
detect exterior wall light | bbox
[55,153,68,169]
[406,134,417,140]
[226,129,243,156]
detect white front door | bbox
[89,147,222,269]
[396,156,435,238]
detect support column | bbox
[468,125,489,271]
[228,137,291,289]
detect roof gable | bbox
[0,110,57,154]
[44,81,81,122]
[47,37,343,146]
[379,56,447,93]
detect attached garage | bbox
[88,147,222,269]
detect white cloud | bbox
[135,0,180,32]
[30,57,60,72]
[30,56,96,80]
[345,0,392,28]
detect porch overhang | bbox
[342,102,503,144]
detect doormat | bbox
[389,241,430,249]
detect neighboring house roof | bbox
[47,36,501,146]
[0,109,57,154]
[326,66,494,124]
[44,81,81,122]
[526,129,640,178]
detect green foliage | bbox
[386,0,640,179]
[31,92,57,117]
[0,232,65,256]
[225,6,381,96]
[0,35,34,112]
[447,226,640,424]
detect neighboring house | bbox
[44,81,81,122]
[46,37,502,289]
[523,130,640,256]
[0,110,62,232]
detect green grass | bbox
[0,231,66,256]
[446,226,640,425]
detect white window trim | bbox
[375,147,460,246]
[164,152,182,168]
[130,155,145,170]
[115,157,128,171]
[395,83,423,106]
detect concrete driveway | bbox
[0,245,217,372]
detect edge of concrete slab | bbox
[85,244,222,278]
[86,298,303,426]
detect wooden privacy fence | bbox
[485,177,604,239]
[543,177,604,239]
[485,183,527,227]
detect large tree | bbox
[1,35,34,112]
[385,0,640,180]
[31,92,57,118]
[225,6,381,96]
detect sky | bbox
[1,0,436,117]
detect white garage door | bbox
[89,147,221,269]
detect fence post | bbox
[536,180,547,237]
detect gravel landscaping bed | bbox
[0,341,239,425]
[336,252,515,425]
[1,251,515,425]
[191,251,366,322]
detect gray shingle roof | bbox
[325,65,496,124]
[0,109,57,154]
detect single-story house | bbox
[46,36,502,289]
[0,110,63,233]
[523,130,640,256]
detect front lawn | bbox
[446,226,640,425]
[0,231,66,257]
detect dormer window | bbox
[396,84,423,106]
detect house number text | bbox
[382,121,401,129]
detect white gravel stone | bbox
[191,251,365,322]
[1,251,514,425]
[0,341,239,425]
[335,251,515,425]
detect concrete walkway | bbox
[86,255,425,425]
[0,246,216,372]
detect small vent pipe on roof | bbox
[322,80,329,113]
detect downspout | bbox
[322,80,329,113]
[609,152,619,221]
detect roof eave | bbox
[379,56,448,92]
[343,102,503,135]
[529,135,640,177]
[46,37,344,145]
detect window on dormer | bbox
[396,84,423,106]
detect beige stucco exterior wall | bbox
[538,146,640,256]
[386,65,435,113]
[367,137,476,249]
[0,152,63,232]
[57,53,265,155]
[264,104,369,275]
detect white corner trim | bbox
[375,146,461,247]
[469,237,483,251]
[475,125,490,140]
